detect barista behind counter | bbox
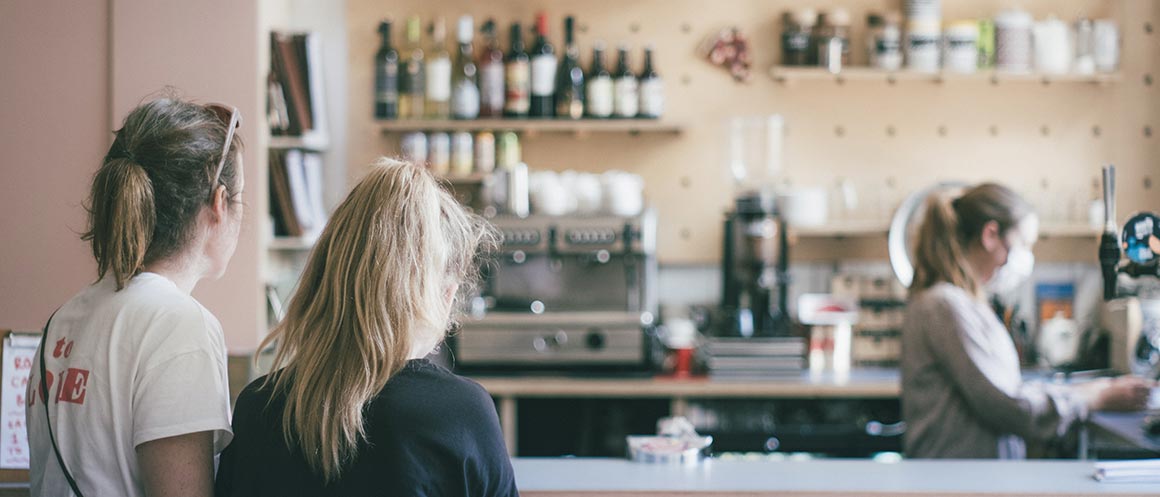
[901,183,1153,459]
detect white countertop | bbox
[474,369,901,399]
[511,458,1160,496]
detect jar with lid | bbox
[867,12,902,71]
[781,9,816,66]
[944,20,979,74]
[994,9,1033,73]
[812,8,851,68]
[905,19,941,73]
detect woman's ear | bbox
[211,184,229,223]
[980,220,1002,252]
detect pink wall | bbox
[0,1,108,330]
[110,0,265,352]
[1,1,265,351]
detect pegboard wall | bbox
[345,0,1158,264]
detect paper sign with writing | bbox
[1,333,40,469]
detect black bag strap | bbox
[39,311,85,497]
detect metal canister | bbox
[977,19,996,69]
[505,162,530,217]
[400,132,428,165]
[495,131,521,170]
[428,132,451,175]
[451,131,474,176]
[474,131,496,174]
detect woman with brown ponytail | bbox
[902,183,1152,459]
[27,97,244,496]
[215,158,517,497]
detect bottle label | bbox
[426,57,452,101]
[530,54,558,97]
[785,32,810,51]
[638,78,664,118]
[428,133,451,175]
[586,77,613,117]
[613,77,639,117]
[376,62,399,105]
[401,59,425,94]
[505,61,530,113]
[452,80,480,119]
[479,61,505,111]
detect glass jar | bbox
[867,12,903,71]
[780,9,816,66]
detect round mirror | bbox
[888,182,968,288]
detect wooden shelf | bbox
[268,135,329,151]
[788,222,1100,239]
[1039,224,1101,238]
[377,118,683,136]
[792,222,889,238]
[769,66,1123,86]
[267,236,317,251]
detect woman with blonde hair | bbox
[29,97,244,496]
[215,158,515,496]
[902,182,1151,459]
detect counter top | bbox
[1092,412,1160,455]
[473,369,900,399]
[511,458,1160,496]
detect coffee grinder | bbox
[718,116,791,337]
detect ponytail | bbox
[83,158,156,290]
[909,182,1033,298]
[80,96,243,291]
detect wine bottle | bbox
[529,12,557,118]
[425,17,452,119]
[374,20,400,119]
[399,16,426,119]
[585,42,613,118]
[554,16,584,120]
[612,45,638,118]
[637,45,664,119]
[478,19,506,118]
[503,23,531,118]
[451,15,480,120]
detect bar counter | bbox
[511,458,1159,496]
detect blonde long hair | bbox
[258,158,493,481]
[910,183,1031,297]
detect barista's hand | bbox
[1091,376,1153,412]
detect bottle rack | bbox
[769,66,1123,86]
[377,118,683,137]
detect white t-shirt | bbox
[26,272,233,497]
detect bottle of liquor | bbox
[612,45,639,118]
[637,45,664,119]
[399,16,426,119]
[529,12,557,118]
[374,20,400,119]
[478,19,505,118]
[451,15,480,120]
[503,23,531,118]
[425,17,452,119]
[585,42,613,119]
[554,16,584,119]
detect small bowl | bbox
[626,435,713,465]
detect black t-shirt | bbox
[214,359,519,497]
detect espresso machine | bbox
[1096,165,1160,377]
[453,211,657,373]
[719,192,791,337]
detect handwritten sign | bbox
[1,333,39,469]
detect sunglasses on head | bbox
[205,103,242,197]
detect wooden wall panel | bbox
[347,0,1158,264]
